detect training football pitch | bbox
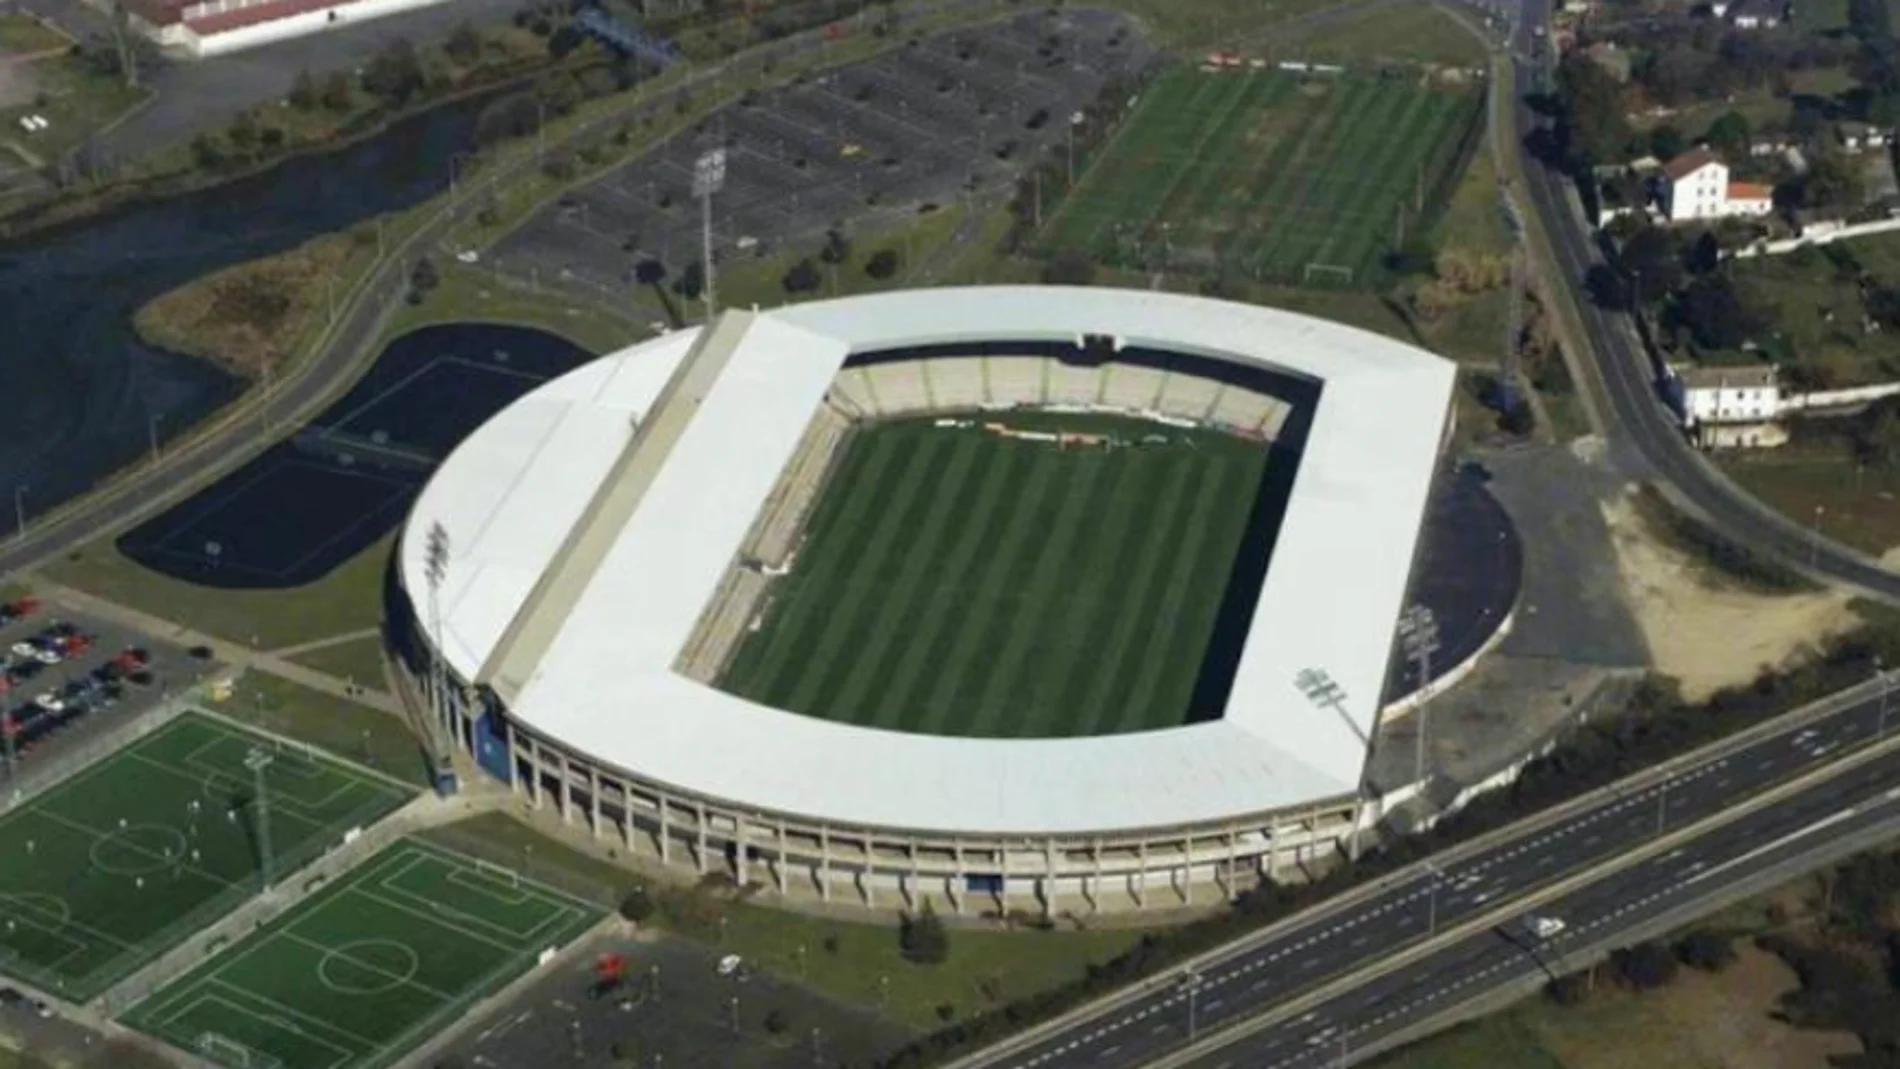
[720,413,1272,738]
[1042,67,1481,286]
[122,840,602,1069]
[0,712,412,1000]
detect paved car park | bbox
[489,6,1154,300]
[0,595,215,786]
[445,929,912,1069]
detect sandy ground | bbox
[1601,487,1883,701]
[1532,944,1859,1069]
[0,56,36,110]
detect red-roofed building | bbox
[120,0,448,57]
[1658,150,1775,223]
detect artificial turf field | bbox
[1042,67,1480,285]
[719,413,1272,738]
[122,840,602,1069]
[0,712,411,1000]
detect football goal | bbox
[197,1032,284,1069]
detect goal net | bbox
[197,1032,284,1069]
[475,859,521,888]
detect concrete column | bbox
[735,817,749,887]
[1090,838,1102,914]
[523,735,540,807]
[1136,840,1147,909]
[622,781,636,852]
[819,826,831,903]
[863,834,875,908]
[1000,844,1010,914]
[951,842,964,915]
[557,752,572,824]
[658,796,670,865]
[776,820,788,895]
[696,801,708,876]
[1226,828,1239,899]
[907,843,918,911]
[1181,834,1193,907]
[588,768,602,838]
[1043,837,1055,918]
[1267,817,1282,882]
[504,721,520,791]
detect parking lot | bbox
[0,594,215,784]
[445,929,912,1069]
[490,7,1154,300]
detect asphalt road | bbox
[957,676,1900,1069]
[1502,0,1900,601]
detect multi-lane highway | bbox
[955,674,1900,1069]
[1501,0,1900,602]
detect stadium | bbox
[392,286,1469,914]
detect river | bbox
[0,98,489,531]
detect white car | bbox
[455,249,480,264]
[716,954,743,976]
[8,641,36,658]
[32,693,62,714]
[1527,915,1566,939]
[32,646,61,665]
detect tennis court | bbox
[123,839,603,1069]
[0,712,412,1000]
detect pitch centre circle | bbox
[318,939,419,995]
[89,824,188,876]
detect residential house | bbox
[1837,121,1893,154]
[1675,365,1786,448]
[1657,149,1771,222]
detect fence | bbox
[1728,215,1900,259]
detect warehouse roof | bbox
[401,286,1456,835]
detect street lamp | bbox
[1397,605,1441,788]
[693,148,727,319]
[12,484,25,545]
[1811,505,1826,568]
[1182,969,1205,1041]
[1422,861,1444,936]
[1878,656,1891,739]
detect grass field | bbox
[719,412,1272,738]
[215,672,431,788]
[1040,67,1481,287]
[122,839,601,1069]
[0,713,411,1000]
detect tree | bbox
[763,1008,791,1034]
[1853,396,1900,466]
[1556,53,1636,165]
[619,886,655,923]
[864,248,901,280]
[1803,150,1864,210]
[1648,124,1686,162]
[1546,971,1592,1005]
[819,226,851,266]
[1674,274,1754,349]
[782,257,824,294]
[900,901,950,965]
[1675,930,1736,972]
[634,258,667,287]
[674,261,705,302]
[446,22,484,64]
[1850,0,1892,45]
[1611,941,1679,990]
[320,71,354,112]
[1620,226,1684,303]
[411,256,440,296]
[289,68,320,111]
[1706,111,1752,161]
[362,38,425,107]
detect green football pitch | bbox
[0,712,411,1000]
[1042,67,1480,286]
[720,413,1272,738]
[122,839,602,1069]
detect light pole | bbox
[147,411,163,466]
[693,147,727,320]
[1423,861,1443,936]
[243,747,275,890]
[12,484,25,545]
[1656,778,1669,835]
[1878,656,1891,739]
[1182,969,1204,1041]
[1811,505,1826,568]
[423,523,455,781]
[1397,605,1441,789]
[449,151,478,219]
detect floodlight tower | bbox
[693,147,726,320]
[1397,604,1441,788]
[243,746,275,890]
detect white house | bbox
[1677,365,1786,447]
[1729,0,1783,28]
[1658,150,1774,222]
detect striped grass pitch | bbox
[1042,66,1481,285]
[720,413,1271,738]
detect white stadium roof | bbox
[402,287,1455,836]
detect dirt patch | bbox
[1532,945,1859,1069]
[1601,486,1872,701]
[0,57,39,111]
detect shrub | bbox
[763,1008,790,1034]
[1611,941,1679,990]
[900,901,950,965]
[1676,929,1736,972]
[865,248,901,280]
[619,886,655,923]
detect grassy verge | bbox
[284,636,389,689]
[1719,440,1900,558]
[1089,0,1356,47]
[40,530,393,651]
[382,260,641,354]
[1628,483,1821,594]
[422,812,1147,1030]
[1283,3,1488,67]
[0,55,149,162]
[0,12,68,55]
[213,669,430,787]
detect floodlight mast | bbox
[423,523,456,777]
[243,747,275,890]
[693,148,726,320]
[1397,605,1441,788]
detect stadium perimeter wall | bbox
[394,349,1387,916]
